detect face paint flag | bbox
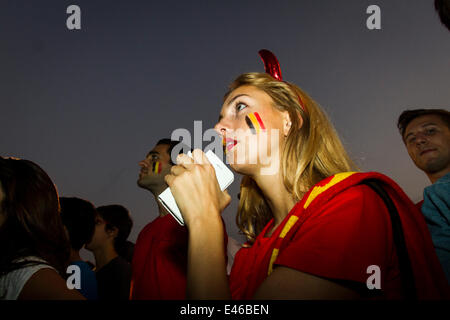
[152,161,162,174]
[245,112,266,134]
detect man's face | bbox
[85,214,110,252]
[137,143,172,190]
[404,114,450,177]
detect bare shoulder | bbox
[253,266,361,300]
[19,268,85,300]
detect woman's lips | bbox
[225,138,238,152]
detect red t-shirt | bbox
[229,172,449,300]
[416,200,424,211]
[130,214,188,300]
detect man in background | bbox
[60,197,98,300]
[397,108,450,283]
[131,139,190,299]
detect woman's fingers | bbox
[163,149,227,227]
[191,149,211,165]
[170,165,186,176]
[177,153,194,167]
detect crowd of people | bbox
[1,75,449,301]
[1,1,449,300]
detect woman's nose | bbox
[214,119,232,137]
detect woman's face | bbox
[214,85,289,176]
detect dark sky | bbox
[1,0,449,257]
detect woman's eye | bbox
[236,103,247,112]
[426,128,435,135]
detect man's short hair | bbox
[60,197,97,251]
[435,0,450,31]
[96,205,133,253]
[156,138,181,165]
[397,108,450,138]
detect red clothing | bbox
[131,213,229,300]
[131,214,188,300]
[230,172,450,300]
[416,200,424,211]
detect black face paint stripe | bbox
[246,115,256,135]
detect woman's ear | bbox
[282,111,292,137]
[283,110,304,136]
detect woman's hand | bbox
[164,149,231,227]
[165,149,232,299]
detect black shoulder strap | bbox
[361,179,417,300]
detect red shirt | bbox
[131,214,188,300]
[416,200,424,211]
[230,172,449,300]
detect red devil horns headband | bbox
[258,49,306,112]
[258,49,283,81]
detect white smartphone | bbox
[158,150,234,226]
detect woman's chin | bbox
[228,162,259,177]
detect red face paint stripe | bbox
[253,112,266,130]
[248,113,263,133]
[154,161,161,174]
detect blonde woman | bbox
[165,50,449,300]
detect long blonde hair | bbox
[225,73,358,243]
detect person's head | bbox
[59,197,97,252]
[86,205,133,255]
[397,109,450,183]
[215,73,356,242]
[137,139,180,194]
[435,0,450,31]
[0,157,70,275]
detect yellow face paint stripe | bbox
[303,172,356,209]
[248,113,262,134]
[154,161,160,174]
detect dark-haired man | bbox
[131,139,232,299]
[60,197,98,300]
[131,139,190,299]
[86,204,133,300]
[397,108,450,283]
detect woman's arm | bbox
[19,268,86,300]
[165,149,232,299]
[253,266,360,300]
[187,217,230,299]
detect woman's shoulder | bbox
[0,256,55,300]
[298,171,405,213]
